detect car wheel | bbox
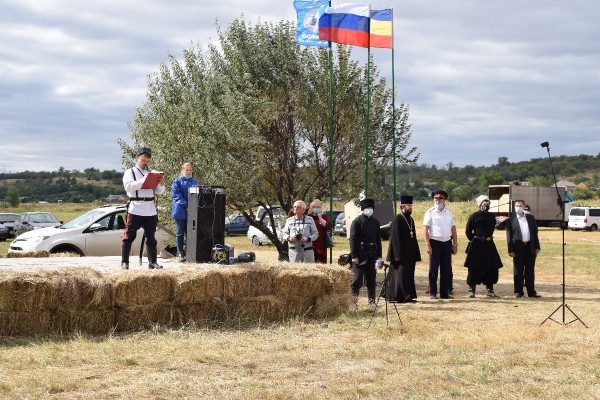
[251,235,261,246]
[591,224,598,232]
[50,245,84,256]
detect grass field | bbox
[0,202,599,399]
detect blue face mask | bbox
[515,206,524,214]
[313,208,321,214]
[435,202,444,210]
[364,208,374,217]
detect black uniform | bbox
[464,210,503,287]
[349,213,382,300]
[386,212,422,302]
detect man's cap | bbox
[136,147,152,158]
[359,198,375,210]
[476,194,490,207]
[400,195,413,205]
[431,189,448,199]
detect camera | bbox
[295,233,303,241]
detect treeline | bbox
[393,154,600,201]
[0,167,124,204]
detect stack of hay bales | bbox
[0,263,352,336]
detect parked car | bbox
[568,206,600,231]
[334,212,346,236]
[0,223,9,241]
[9,204,169,256]
[247,221,285,246]
[13,212,61,237]
[225,214,250,236]
[0,213,20,237]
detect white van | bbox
[568,207,600,231]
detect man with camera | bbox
[283,200,319,262]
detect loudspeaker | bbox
[186,186,226,263]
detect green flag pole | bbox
[327,1,334,264]
[365,41,371,198]
[391,8,397,215]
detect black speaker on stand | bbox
[186,186,226,263]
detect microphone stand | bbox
[539,142,587,327]
[368,263,402,328]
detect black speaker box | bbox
[186,187,226,263]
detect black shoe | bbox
[468,288,476,298]
[516,293,524,298]
[177,253,186,263]
[440,295,454,299]
[486,289,498,298]
[529,293,541,298]
[368,298,376,307]
[148,262,163,269]
[429,294,437,299]
[121,262,129,270]
[448,288,454,296]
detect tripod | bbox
[368,263,402,327]
[539,142,587,327]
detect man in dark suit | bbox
[506,199,541,298]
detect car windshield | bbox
[30,213,59,223]
[0,214,19,222]
[569,208,585,217]
[61,210,108,229]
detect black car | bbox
[0,213,20,237]
[225,214,251,236]
[0,223,9,241]
[13,212,61,237]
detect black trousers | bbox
[122,213,158,247]
[351,261,377,299]
[512,242,536,295]
[428,239,453,297]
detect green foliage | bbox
[6,186,19,207]
[528,176,553,186]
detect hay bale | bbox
[173,267,225,305]
[229,295,284,322]
[111,271,176,307]
[115,304,182,331]
[313,293,355,319]
[273,266,330,300]
[221,265,274,300]
[315,264,352,295]
[0,273,55,312]
[0,311,53,336]
[180,301,229,325]
[6,250,50,258]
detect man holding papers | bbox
[121,147,165,269]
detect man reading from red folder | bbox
[120,147,165,269]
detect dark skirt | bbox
[384,262,417,303]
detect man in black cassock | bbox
[464,195,503,298]
[385,195,421,303]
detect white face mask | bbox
[434,202,444,210]
[313,208,321,214]
[364,208,374,217]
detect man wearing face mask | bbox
[385,195,421,303]
[423,190,457,299]
[506,199,541,298]
[464,195,503,298]
[349,198,383,307]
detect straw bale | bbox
[172,267,225,305]
[47,268,113,311]
[115,304,183,331]
[314,264,352,294]
[6,250,50,258]
[221,265,274,300]
[273,267,330,301]
[228,295,284,322]
[312,293,354,319]
[111,271,176,307]
[0,311,53,336]
[0,274,55,312]
[180,300,229,324]
[277,295,316,318]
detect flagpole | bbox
[327,0,334,264]
[391,8,397,215]
[365,26,371,198]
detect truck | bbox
[488,183,576,228]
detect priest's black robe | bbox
[464,210,503,286]
[385,212,422,302]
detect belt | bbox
[289,247,312,251]
[474,236,493,241]
[360,242,376,247]
[521,241,530,245]
[129,197,155,201]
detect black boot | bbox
[147,246,163,269]
[121,242,132,269]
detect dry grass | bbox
[0,203,599,399]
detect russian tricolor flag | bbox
[370,9,393,49]
[318,3,370,48]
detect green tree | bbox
[122,18,417,260]
[528,176,553,186]
[6,186,19,207]
[478,170,504,193]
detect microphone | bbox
[540,141,549,148]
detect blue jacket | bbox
[171,175,199,220]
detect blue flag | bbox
[294,0,329,47]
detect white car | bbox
[9,204,170,256]
[247,222,285,246]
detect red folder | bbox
[141,172,164,189]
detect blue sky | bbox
[1,0,598,172]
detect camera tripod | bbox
[539,142,587,327]
[368,263,403,327]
